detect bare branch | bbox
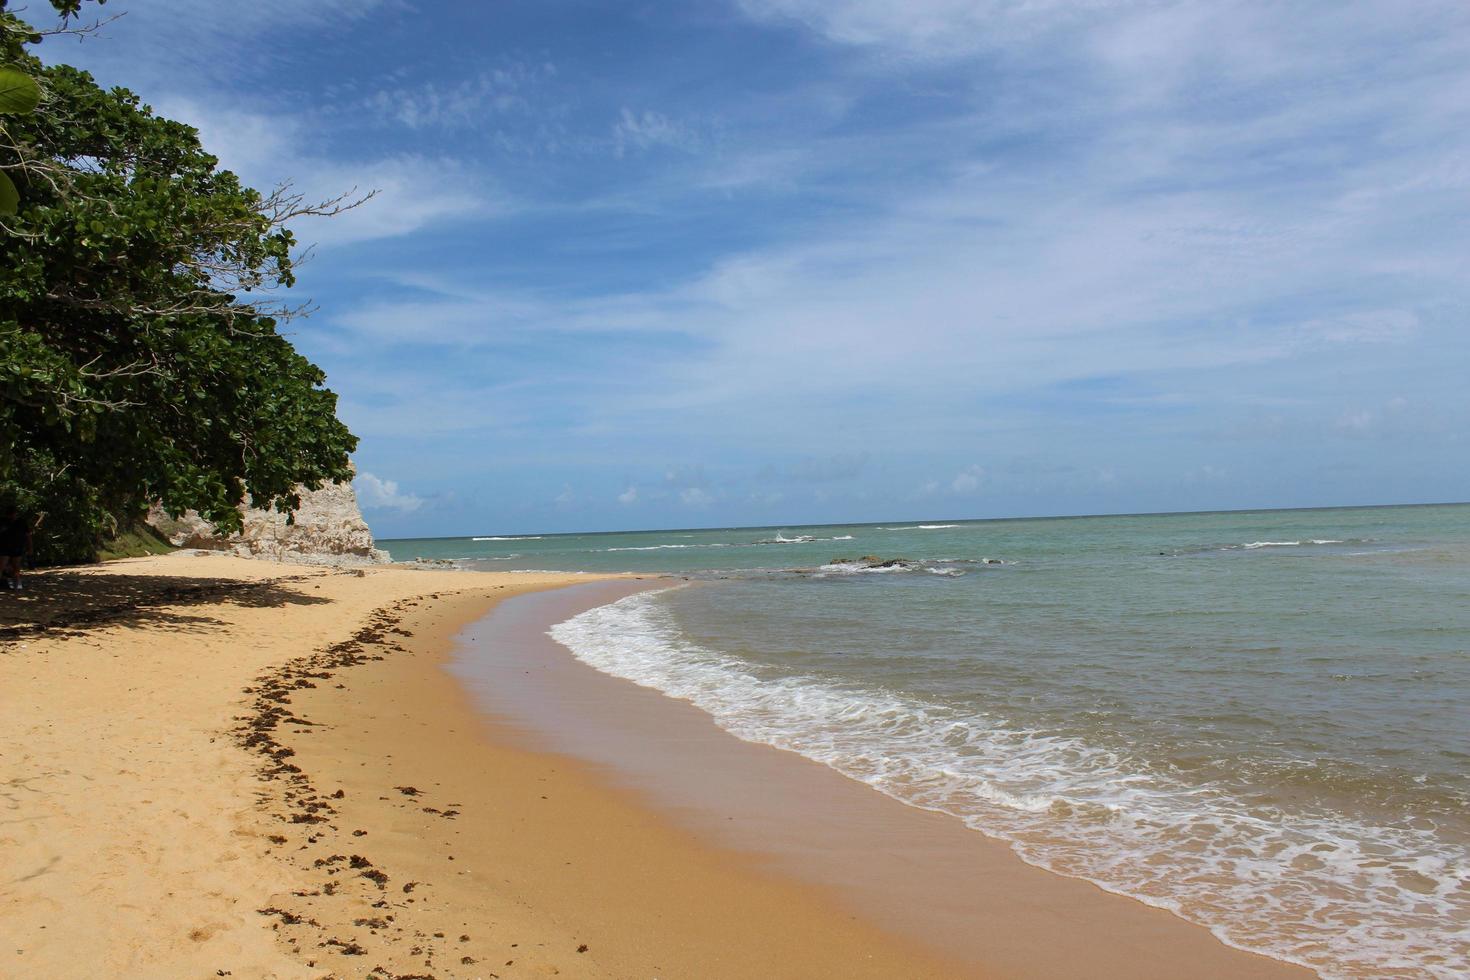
[260,181,378,226]
[31,11,125,40]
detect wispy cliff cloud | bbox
[354,472,424,513]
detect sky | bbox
[37,0,1470,536]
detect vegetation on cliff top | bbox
[0,0,360,562]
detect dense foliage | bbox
[0,0,358,562]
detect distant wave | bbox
[1165,538,1369,557]
[880,524,962,530]
[602,543,711,552]
[1241,539,1344,549]
[600,533,858,553]
[472,535,543,541]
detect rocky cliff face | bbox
[148,479,389,565]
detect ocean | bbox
[382,503,1470,978]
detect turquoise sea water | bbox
[383,504,1470,977]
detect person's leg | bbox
[3,555,19,588]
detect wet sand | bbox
[274,580,969,978]
[449,579,1314,979]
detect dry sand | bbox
[0,552,1313,979]
[0,554,955,978]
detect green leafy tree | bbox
[1,0,365,562]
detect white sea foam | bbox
[473,535,543,541]
[1241,539,1344,549]
[808,558,1006,577]
[881,524,963,530]
[597,534,857,553]
[814,562,919,576]
[602,543,704,552]
[550,591,1470,979]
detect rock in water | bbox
[147,475,389,565]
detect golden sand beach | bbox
[0,554,1311,978]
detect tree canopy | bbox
[0,0,360,562]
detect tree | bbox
[1,0,364,562]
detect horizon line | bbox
[375,498,1470,543]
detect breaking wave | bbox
[549,590,1470,979]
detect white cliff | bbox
[148,477,390,565]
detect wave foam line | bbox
[549,591,1469,980]
[1241,539,1344,549]
[881,524,962,530]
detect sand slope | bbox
[0,556,589,978]
[0,554,962,979]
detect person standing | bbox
[1,506,32,591]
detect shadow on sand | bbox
[0,569,332,640]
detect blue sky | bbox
[44,0,1470,536]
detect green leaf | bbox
[1,60,357,565]
[0,170,18,216]
[0,68,42,115]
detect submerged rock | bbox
[826,556,917,569]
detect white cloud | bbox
[354,471,424,512]
[1294,310,1420,347]
[287,156,491,248]
[1331,397,1419,440]
[735,0,1143,59]
[760,453,870,483]
[33,0,400,87]
[319,0,1470,454]
[554,486,576,506]
[149,97,498,249]
[76,0,1468,521]
[1184,465,1227,484]
[613,108,699,157]
[617,486,639,505]
[680,487,715,506]
[368,63,554,130]
[950,464,985,494]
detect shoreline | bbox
[270,573,968,977]
[2,553,1314,977]
[450,579,1313,979]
